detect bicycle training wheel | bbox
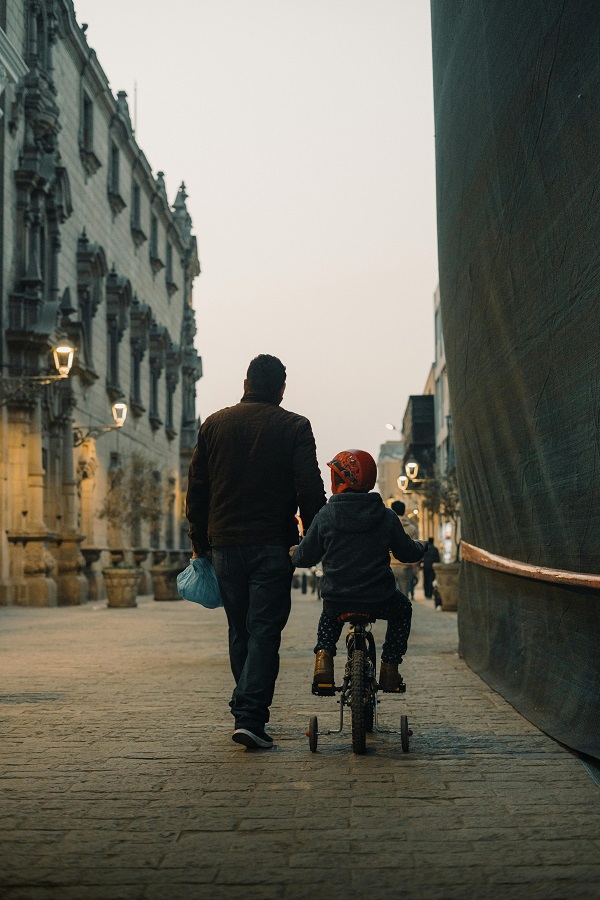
[351,649,367,754]
[308,715,318,753]
[401,714,410,752]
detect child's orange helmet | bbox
[327,450,377,494]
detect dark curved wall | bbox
[431,0,600,759]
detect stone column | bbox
[11,401,58,607]
[133,548,151,595]
[0,405,25,605]
[54,411,88,605]
[0,403,10,605]
[81,548,105,603]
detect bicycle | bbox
[306,611,411,754]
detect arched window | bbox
[27,3,48,70]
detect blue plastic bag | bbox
[177,557,223,609]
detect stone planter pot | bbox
[103,566,141,609]
[150,550,186,601]
[433,562,461,612]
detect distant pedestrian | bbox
[422,537,441,601]
[186,354,326,749]
[390,500,419,600]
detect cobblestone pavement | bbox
[1,586,599,900]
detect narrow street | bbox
[1,589,599,899]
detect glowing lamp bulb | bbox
[112,402,128,427]
[53,344,75,378]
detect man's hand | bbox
[289,545,298,558]
[192,548,211,560]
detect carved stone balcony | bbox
[80,146,101,179]
[129,399,146,419]
[107,190,126,216]
[130,223,147,248]
[149,253,165,275]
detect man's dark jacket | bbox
[186,390,326,551]
[291,491,425,607]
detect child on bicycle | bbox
[291,449,426,692]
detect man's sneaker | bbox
[312,649,335,695]
[378,660,407,693]
[232,728,274,749]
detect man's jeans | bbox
[211,545,293,731]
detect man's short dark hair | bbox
[246,355,286,399]
[391,500,406,516]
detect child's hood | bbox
[325,491,388,534]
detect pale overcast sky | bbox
[74,0,439,489]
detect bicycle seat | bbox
[337,612,376,625]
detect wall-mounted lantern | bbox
[405,456,419,480]
[397,474,409,492]
[73,402,129,447]
[52,344,75,378]
[112,402,128,427]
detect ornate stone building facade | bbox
[376,440,404,505]
[0,1,201,606]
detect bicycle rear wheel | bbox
[351,649,367,754]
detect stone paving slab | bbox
[1,588,599,899]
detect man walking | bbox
[422,536,441,601]
[390,500,419,600]
[186,355,326,749]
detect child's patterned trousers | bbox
[314,591,412,664]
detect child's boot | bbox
[378,660,406,693]
[312,650,335,694]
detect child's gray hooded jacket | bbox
[291,491,425,607]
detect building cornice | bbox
[56,0,193,256]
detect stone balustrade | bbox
[80,546,190,607]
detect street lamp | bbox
[397,474,409,492]
[73,402,129,446]
[112,402,128,427]
[405,456,419,480]
[52,344,75,378]
[0,342,76,405]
